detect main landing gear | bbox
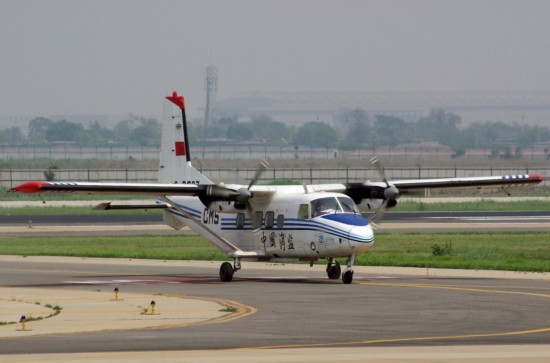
[326,259,341,280]
[219,258,241,282]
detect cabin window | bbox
[236,213,245,229]
[277,214,285,228]
[253,211,264,229]
[265,211,275,228]
[297,204,309,219]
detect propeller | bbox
[371,156,399,201]
[241,160,269,234]
[200,160,268,208]
[369,156,400,229]
[235,159,268,209]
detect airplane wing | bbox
[9,180,247,207]
[10,181,203,195]
[9,180,275,210]
[317,173,544,204]
[9,180,257,199]
[10,173,544,208]
[391,174,544,194]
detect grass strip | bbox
[0,232,548,272]
[394,200,550,212]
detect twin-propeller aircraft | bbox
[11,92,544,283]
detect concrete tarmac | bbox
[1,200,549,361]
[0,256,548,362]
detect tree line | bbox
[0,115,160,147]
[1,109,550,158]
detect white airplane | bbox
[11,91,544,284]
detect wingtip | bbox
[530,174,544,184]
[10,181,47,193]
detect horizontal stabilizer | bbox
[93,202,169,210]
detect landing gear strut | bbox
[219,258,241,282]
[326,259,341,280]
[342,254,355,284]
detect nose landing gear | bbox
[342,254,355,284]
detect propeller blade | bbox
[369,156,400,228]
[370,156,389,187]
[248,160,268,190]
[369,199,388,228]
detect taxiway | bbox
[0,256,548,360]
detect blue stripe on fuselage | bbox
[320,213,368,226]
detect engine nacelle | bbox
[206,200,246,214]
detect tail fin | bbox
[158,91,213,185]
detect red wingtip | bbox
[166,91,185,110]
[10,181,48,193]
[529,174,544,184]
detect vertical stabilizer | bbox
[159,91,213,185]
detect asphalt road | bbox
[2,211,549,235]
[0,257,548,355]
[2,211,550,226]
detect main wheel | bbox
[326,261,341,280]
[219,262,234,282]
[342,269,354,284]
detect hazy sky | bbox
[1,0,549,119]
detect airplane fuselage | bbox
[164,190,375,262]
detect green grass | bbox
[392,200,549,212]
[0,232,548,272]
[0,235,226,260]
[357,232,550,272]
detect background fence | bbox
[2,167,548,188]
[2,145,550,161]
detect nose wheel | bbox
[342,254,355,284]
[342,269,354,284]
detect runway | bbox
[0,256,548,360]
[2,210,550,236]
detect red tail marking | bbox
[166,91,185,110]
[175,141,186,156]
[10,181,48,193]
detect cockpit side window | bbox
[338,196,359,213]
[311,197,340,217]
[297,204,310,219]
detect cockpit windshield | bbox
[338,196,359,213]
[311,196,359,218]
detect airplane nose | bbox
[348,224,375,254]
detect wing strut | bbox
[159,196,262,258]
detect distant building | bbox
[216,91,550,128]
